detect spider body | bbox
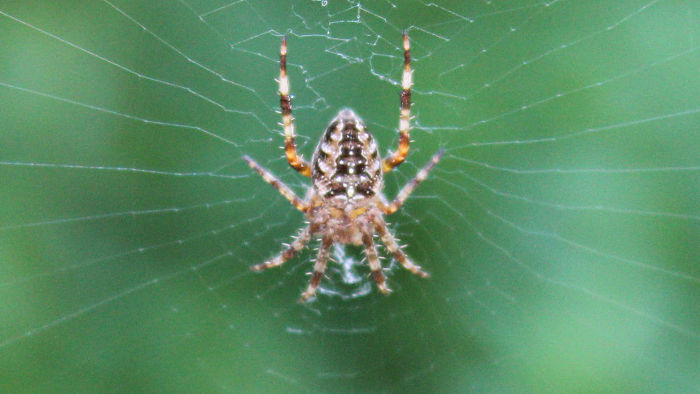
[244,34,444,302]
[306,109,382,246]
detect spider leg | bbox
[279,37,311,177]
[363,233,392,294]
[243,155,307,212]
[381,149,444,214]
[374,216,429,278]
[299,236,333,302]
[251,225,313,271]
[383,32,412,173]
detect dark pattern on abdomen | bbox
[311,116,382,199]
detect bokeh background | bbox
[1,0,698,392]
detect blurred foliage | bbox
[0,0,698,392]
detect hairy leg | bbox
[374,217,429,277]
[383,33,412,172]
[363,233,391,294]
[381,149,444,214]
[251,225,313,271]
[279,37,311,176]
[243,155,307,212]
[299,235,333,302]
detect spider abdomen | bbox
[311,109,382,200]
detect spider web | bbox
[0,0,698,391]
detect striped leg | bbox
[251,225,313,271]
[381,149,444,214]
[374,217,429,277]
[243,155,307,212]
[279,37,311,177]
[383,32,412,173]
[363,233,391,294]
[299,236,333,302]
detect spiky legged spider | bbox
[244,33,444,302]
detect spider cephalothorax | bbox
[244,34,444,302]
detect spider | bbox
[243,33,444,302]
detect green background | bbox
[1,0,698,392]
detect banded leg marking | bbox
[279,37,311,177]
[251,225,313,271]
[243,155,307,212]
[382,149,444,215]
[383,32,412,173]
[299,236,333,302]
[374,217,429,277]
[362,233,391,294]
